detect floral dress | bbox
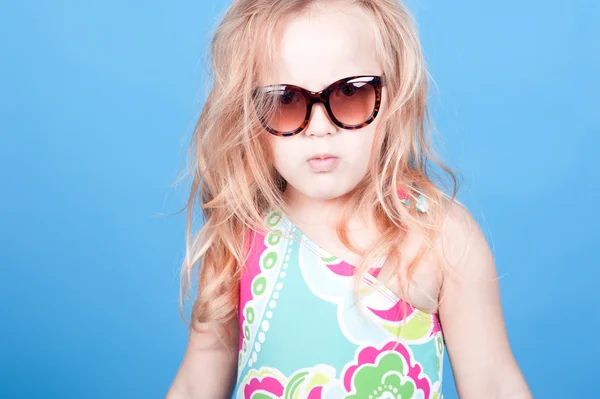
[233,198,444,399]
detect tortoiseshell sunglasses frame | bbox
[252,75,386,137]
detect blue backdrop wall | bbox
[1,0,598,397]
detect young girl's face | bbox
[264,1,387,203]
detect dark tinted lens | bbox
[261,88,307,133]
[329,80,376,126]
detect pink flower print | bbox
[397,187,410,200]
[244,374,284,398]
[367,296,442,337]
[325,258,382,278]
[307,386,323,399]
[240,366,335,399]
[342,341,431,398]
[367,298,415,322]
[361,273,442,341]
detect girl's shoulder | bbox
[395,188,481,278]
[428,197,489,280]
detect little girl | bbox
[167,0,532,398]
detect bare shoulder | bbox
[387,196,493,314]
[433,198,492,280]
[397,198,487,289]
[389,199,474,313]
[432,199,532,398]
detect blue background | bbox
[1,0,597,397]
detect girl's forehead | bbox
[263,3,381,90]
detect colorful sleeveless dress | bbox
[233,201,444,399]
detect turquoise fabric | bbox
[233,210,444,399]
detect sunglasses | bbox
[252,75,386,137]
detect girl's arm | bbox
[166,318,239,399]
[437,203,532,399]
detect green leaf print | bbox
[283,370,309,399]
[346,352,416,399]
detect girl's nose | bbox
[303,103,337,137]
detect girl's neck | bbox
[281,186,373,232]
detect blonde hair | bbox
[177,0,459,337]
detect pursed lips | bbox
[307,154,340,172]
[307,153,338,161]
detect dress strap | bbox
[397,187,429,213]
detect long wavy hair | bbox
[177,0,459,337]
